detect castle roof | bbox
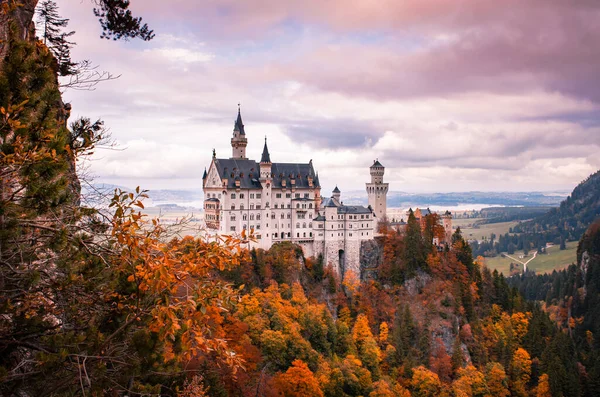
[337,205,372,214]
[213,158,319,190]
[371,159,384,168]
[202,167,207,179]
[313,214,326,221]
[233,108,245,135]
[332,186,340,193]
[260,138,271,163]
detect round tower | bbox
[366,159,389,223]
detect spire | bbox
[332,185,340,193]
[202,167,207,179]
[261,136,271,163]
[233,104,245,135]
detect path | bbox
[502,251,538,273]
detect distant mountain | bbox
[343,190,567,208]
[513,170,600,242]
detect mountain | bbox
[513,169,600,244]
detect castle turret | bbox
[332,186,341,202]
[231,106,248,159]
[366,159,389,223]
[442,210,453,244]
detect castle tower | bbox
[259,137,273,248]
[332,186,341,203]
[442,210,453,244]
[366,160,389,223]
[231,106,248,159]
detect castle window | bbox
[318,224,323,229]
[276,193,282,198]
[231,204,235,210]
[274,204,278,209]
[256,225,261,230]
[231,193,236,199]
[349,233,352,237]
[361,215,364,219]
[304,193,309,198]
[310,232,312,237]
[303,223,306,228]
[271,214,275,219]
[257,194,261,199]
[250,193,254,199]
[297,233,300,237]
[257,214,261,220]
[275,224,278,228]
[250,214,255,220]
[288,233,291,238]
[286,193,291,198]
[256,205,261,210]
[281,214,285,219]
[309,223,312,228]
[256,235,261,239]
[309,204,312,209]
[240,204,244,210]
[243,224,247,229]
[274,233,278,238]
[265,202,269,208]
[331,225,334,229]
[250,204,254,209]
[287,204,291,209]
[296,223,300,228]
[302,204,306,209]
[243,214,247,221]
[239,193,245,199]
[303,232,306,237]
[296,204,300,209]
[295,193,300,198]
[230,226,236,231]
[230,215,236,221]
[350,224,352,228]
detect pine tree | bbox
[36,0,77,75]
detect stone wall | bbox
[360,238,383,280]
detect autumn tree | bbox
[352,314,382,379]
[273,359,324,397]
[410,366,442,397]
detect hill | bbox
[513,169,600,244]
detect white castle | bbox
[202,109,389,276]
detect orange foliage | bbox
[272,360,324,397]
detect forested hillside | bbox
[513,170,600,246]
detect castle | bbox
[202,109,450,275]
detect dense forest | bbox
[1,1,600,396]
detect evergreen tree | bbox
[404,209,426,274]
[36,0,77,75]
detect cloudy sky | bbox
[57,0,600,193]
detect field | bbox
[455,218,520,241]
[483,241,577,276]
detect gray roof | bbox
[234,109,245,135]
[313,214,326,221]
[371,160,384,168]
[206,197,220,202]
[332,186,340,193]
[213,158,319,190]
[202,168,207,179]
[337,205,372,214]
[260,139,271,163]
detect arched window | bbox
[281,214,285,219]
[257,214,261,220]
[296,223,300,228]
[302,223,306,228]
[309,232,313,237]
[296,203,300,208]
[309,203,312,209]
[231,204,235,210]
[240,204,244,210]
[243,214,247,220]
[231,193,236,199]
[250,214,255,220]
